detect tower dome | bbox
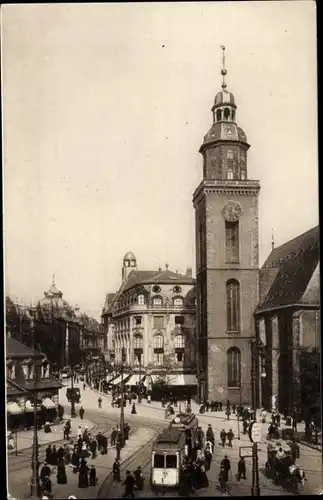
[213,90,236,109]
[123,251,136,261]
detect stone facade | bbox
[102,255,196,378]
[193,75,260,403]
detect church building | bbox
[193,47,260,403]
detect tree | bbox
[299,349,321,437]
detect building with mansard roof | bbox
[102,252,197,389]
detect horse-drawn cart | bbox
[265,441,303,492]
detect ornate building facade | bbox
[102,253,196,382]
[193,48,260,403]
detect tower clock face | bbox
[221,201,243,222]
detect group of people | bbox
[38,421,133,497]
[112,466,144,497]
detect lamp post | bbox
[251,339,260,497]
[70,366,76,418]
[138,354,142,404]
[237,384,242,440]
[120,363,125,447]
[30,319,40,500]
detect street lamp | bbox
[138,354,142,404]
[70,366,76,418]
[250,338,261,497]
[29,319,41,500]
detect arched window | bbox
[133,335,143,349]
[224,107,230,120]
[154,335,164,349]
[173,297,183,308]
[137,294,145,306]
[226,279,240,332]
[227,169,233,180]
[227,347,241,387]
[175,335,185,349]
[216,109,222,121]
[153,296,162,307]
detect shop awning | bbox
[7,402,22,414]
[25,400,41,412]
[111,373,131,385]
[42,397,56,409]
[166,374,197,386]
[150,374,165,384]
[124,374,145,386]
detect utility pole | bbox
[30,318,40,500]
[251,339,260,496]
[138,354,142,403]
[70,366,76,418]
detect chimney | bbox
[186,267,192,278]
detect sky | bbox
[2,2,318,320]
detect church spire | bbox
[220,45,227,90]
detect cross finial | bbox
[52,272,56,285]
[221,45,227,90]
[165,262,169,270]
[271,229,275,250]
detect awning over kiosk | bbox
[125,374,146,387]
[7,402,22,414]
[42,398,56,409]
[111,373,131,385]
[166,374,197,386]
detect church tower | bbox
[122,252,137,281]
[193,47,260,403]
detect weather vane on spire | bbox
[221,45,227,90]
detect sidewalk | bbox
[8,417,94,453]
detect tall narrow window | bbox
[227,347,241,387]
[137,294,145,306]
[226,279,240,332]
[227,168,233,180]
[225,221,239,262]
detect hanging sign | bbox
[249,422,262,443]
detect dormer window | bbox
[153,296,162,307]
[173,297,184,308]
[137,294,145,306]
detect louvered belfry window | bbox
[225,220,239,262]
[226,279,240,332]
[227,347,241,387]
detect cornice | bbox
[193,179,260,207]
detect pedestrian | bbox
[40,462,51,484]
[220,429,227,447]
[71,449,80,473]
[111,428,117,447]
[51,445,58,468]
[89,465,97,486]
[232,402,236,414]
[221,455,231,480]
[57,459,68,484]
[290,439,300,464]
[204,447,212,471]
[131,403,137,414]
[90,437,97,459]
[45,445,52,465]
[98,397,102,409]
[206,424,215,446]
[134,466,144,491]
[79,407,85,420]
[227,429,234,447]
[78,458,89,488]
[218,466,228,493]
[116,440,121,461]
[77,426,83,438]
[243,419,248,435]
[226,407,231,421]
[122,470,136,497]
[124,423,130,442]
[83,382,86,390]
[237,457,246,480]
[113,459,121,482]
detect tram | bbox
[150,413,199,491]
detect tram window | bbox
[154,454,165,468]
[166,455,177,468]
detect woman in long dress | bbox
[78,459,90,488]
[57,459,68,484]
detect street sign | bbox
[239,446,253,458]
[249,422,262,443]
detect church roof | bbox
[257,225,319,312]
[213,90,236,108]
[38,280,75,322]
[124,251,136,261]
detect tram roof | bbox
[170,412,198,427]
